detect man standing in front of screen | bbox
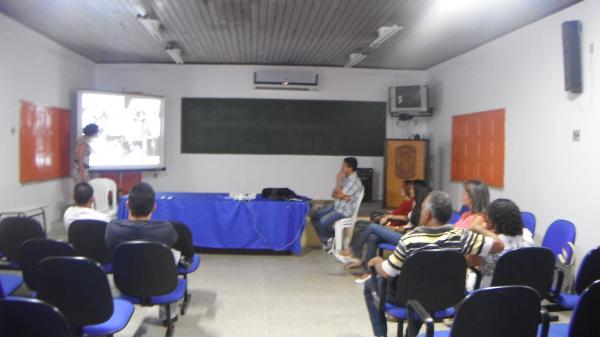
[312,157,364,251]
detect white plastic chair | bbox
[89,178,118,219]
[330,189,365,254]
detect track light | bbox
[136,13,164,42]
[369,25,403,48]
[166,47,184,64]
[344,53,367,68]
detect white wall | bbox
[94,64,427,200]
[427,0,600,259]
[0,13,95,228]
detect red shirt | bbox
[392,198,414,216]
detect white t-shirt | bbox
[63,206,110,231]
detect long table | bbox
[117,192,310,255]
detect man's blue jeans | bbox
[364,275,389,337]
[311,205,346,243]
[364,275,422,337]
[351,223,402,272]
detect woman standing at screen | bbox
[73,123,99,183]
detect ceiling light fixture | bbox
[344,53,367,68]
[369,24,403,48]
[136,13,164,42]
[166,47,184,64]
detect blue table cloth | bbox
[117,192,310,255]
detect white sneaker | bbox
[354,274,372,284]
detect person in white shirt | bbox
[63,182,110,231]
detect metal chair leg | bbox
[164,303,174,337]
[181,274,190,315]
[397,319,404,337]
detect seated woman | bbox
[345,180,432,283]
[338,180,414,261]
[454,180,490,230]
[467,198,534,288]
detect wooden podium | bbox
[384,139,428,208]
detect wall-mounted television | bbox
[388,85,432,118]
[76,90,166,171]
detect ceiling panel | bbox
[0,0,582,69]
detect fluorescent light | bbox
[136,13,164,42]
[166,47,184,64]
[344,53,367,68]
[369,24,403,48]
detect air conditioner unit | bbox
[254,70,319,91]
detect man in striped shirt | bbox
[311,157,364,250]
[363,190,504,337]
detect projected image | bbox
[79,91,165,170]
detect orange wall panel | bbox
[451,109,505,188]
[20,101,71,183]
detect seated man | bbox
[63,182,110,231]
[105,182,178,255]
[364,190,504,337]
[311,157,364,250]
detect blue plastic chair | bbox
[409,286,548,337]
[552,246,600,310]
[0,297,73,337]
[541,220,576,264]
[0,273,23,298]
[36,256,134,337]
[113,241,186,337]
[448,211,461,225]
[544,279,600,337]
[521,211,537,236]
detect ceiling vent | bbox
[254,70,318,91]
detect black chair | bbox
[551,246,600,310]
[407,286,549,337]
[20,238,77,292]
[0,297,73,337]
[172,221,201,314]
[371,250,467,337]
[546,279,600,336]
[68,219,113,272]
[0,217,45,268]
[36,256,134,337]
[490,247,556,300]
[113,241,187,337]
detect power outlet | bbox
[572,129,581,142]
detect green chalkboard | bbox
[181,98,386,156]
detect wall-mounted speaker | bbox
[562,20,582,93]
